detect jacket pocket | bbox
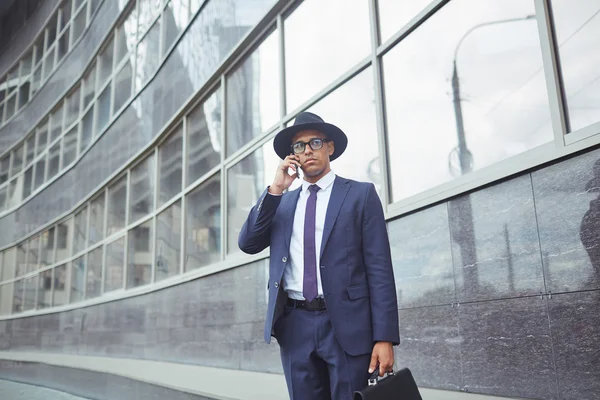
[347,284,370,300]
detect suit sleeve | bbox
[362,183,400,345]
[238,188,282,254]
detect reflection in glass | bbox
[43,47,56,80]
[82,66,97,108]
[36,120,49,155]
[0,156,8,184]
[72,6,87,43]
[48,142,61,179]
[65,86,81,128]
[107,175,127,235]
[40,227,55,266]
[156,201,181,281]
[284,0,371,112]
[116,7,136,64]
[138,0,162,37]
[377,0,432,44]
[34,157,46,190]
[130,154,155,223]
[53,264,68,306]
[1,248,16,281]
[74,207,88,255]
[60,0,72,30]
[57,28,70,62]
[23,166,33,199]
[99,38,115,86]
[27,235,40,272]
[38,269,53,309]
[70,256,85,302]
[49,103,64,142]
[128,220,153,288]
[13,279,23,313]
[135,20,160,91]
[113,63,133,113]
[63,126,78,166]
[86,246,103,299]
[226,30,279,156]
[158,125,183,205]
[89,193,105,245]
[26,134,36,164]
[227,141,274,254]
[0,282,13,315]
[56,218,74,262]
[383,0,552,202]
[105,237,125,292]
[23,275,37,311]
[186,174,220,270]
[80,107,94,152]
[162,1,185,56]
[96,82,112,133]
[0,187,6,211]
[552,0,600,131]
[11,144,23,177]
[187,89,221,184]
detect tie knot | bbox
[308,185,320,193]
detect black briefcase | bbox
[353,368,422,400]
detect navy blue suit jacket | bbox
[238,176,400,356]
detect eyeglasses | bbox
[290,138,330,154]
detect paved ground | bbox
[0,379,88,400]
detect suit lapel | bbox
[281,187,301,252]
[320,177,350,257]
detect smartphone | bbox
[291,153,301,179]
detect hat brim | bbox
[273,122,348,161]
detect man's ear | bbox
[328,141,335,156]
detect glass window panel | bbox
[0,186,6,211]
[107,175,127,235]
[135,20,160,91]
[38,269,53,309]
[80,106,94,152]
[34,156,46,190]
[382,0,551,202]
[20,51,34,81]
[40,227,55,266]
[13,279,23,313]
[72,7,87,43]
[127,220,153,288]
[36,119,49,155]
[377,0,431,43]
[57,28,71,63]
[83,65,96,107]
[185,174,220,271]
[43,47,56,80]
[105,237,125,292]
[34,35,45,66]
[23,275,37,311]
[73,0,86,12]
[115,8,136,64]
[99,38,115,85]
[49,103,65,142]
[113,63,132,113]
[158,125,183,205]
[155,201,181,281]
[89,193,105,245]
[11,144,24,177]
[7,67,18,93]
[8,178,22,208]
[130,154,155,223]
[552,0,600,131]
[65,86,81,128]
[86,247,102,299]
[62,126,78,166]
[167,0,191,37]
[284,0,371,112]
[138,0,162,37]
[190,0,202,16]
[47,141,61,179]
[0,103,4,124]
[5,93,16,120]
[23,165,33,199]
[60,0,72,31]
[74,207,88,255]
[0,282,13,315]
[47,14,58,47]
[1,248,16,281]
[18,82,30,108]
[226,31,279,156]
[70,256,85,302]
[91,0,101,14]
[53,264,68,306]
[27,236,40,273]
[25,134,36,164]
[56,218,74,261]
[162,1,185,56]
[96,81,112,133]
[0,155,9,184]
[227,141,274,254]
[187,88,221,184]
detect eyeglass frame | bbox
[290,138,331,154]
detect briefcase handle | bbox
[368,365,394,386]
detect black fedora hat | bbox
[273,112,348,161]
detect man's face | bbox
[290,130,335,178]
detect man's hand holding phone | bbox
[269,154,301,195]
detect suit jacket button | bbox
[320,265,325,269]
[274,282,279,288]
[282,256,287,263]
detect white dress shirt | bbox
[283,170,336,300]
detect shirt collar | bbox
[302,170,336,192]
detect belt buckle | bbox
[306,298,324,311]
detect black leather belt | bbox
[287,297,327,311]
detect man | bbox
[238,112,399,399]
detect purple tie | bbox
[303,184,320,301]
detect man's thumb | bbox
[368,353,378,373]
